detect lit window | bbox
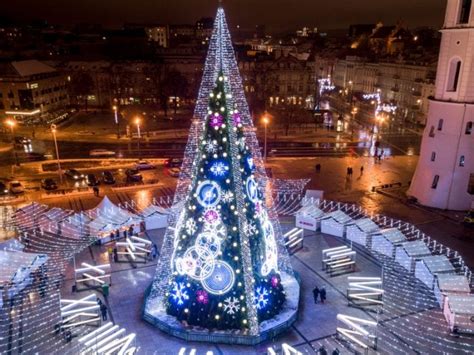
[431,175,439,189]
[466,121,473,134]
[446,59,461,92]
[459,155,465,167]
[459,0,472,24]
[437,119,444,131]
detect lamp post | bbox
[51,124,63,184]
[262,114,269,163]
[351,107,358,140]
[113,105,120,138]
[135,117,141,160]
[5,119,19,167]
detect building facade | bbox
[408,0,474,210]
[0,60,69,122]
[333,57,436,125]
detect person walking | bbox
[312,286,320,304]
[320,287,327,304]
[100,303,108,321]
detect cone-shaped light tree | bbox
[144,4,298,340]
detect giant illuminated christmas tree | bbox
[144,4,299,344]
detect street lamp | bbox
[262,114,269,162]
[5,119,19,167]
[50,124,63,184]
[351,107,358,140]
[135,116,142,160]
[113,105,120,138]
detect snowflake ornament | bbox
[203,220,226,238]
[223,296,241,315]
[209,113,223,128]
[254,286,269,310]
[170,282,189,306]
[185,218,197,235]
[210,161,229,177]
[243,221,258,236]
[222,190,234,203]
[205,140,218,153]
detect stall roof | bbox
[140,204,169,217]
[0,250,47,283]
[447,295,474,315]
[436,274,471,293]
[296,205,325,218]
[400,240,431,257]
[419,255,455,274]
[378,228,406,243]
[323,210,352,224]
[352,218,379,233]
[88,196,141,234]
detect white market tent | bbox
[395,240,431,273]
[37,207,73,234]
[346,218,380,248]
[0,249,48,304]
[443,295,474,334]
[13,202,49,230]
[320,210,353,238]
[370,228,406,258]
[140,204,169,230]
[434,274,471,308]
[295,204,325,232]
[414,255,455,290]
[87,197,142,243]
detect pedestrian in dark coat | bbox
[100,303,108,321]
[320,287,327,304]
[312,286,320,304]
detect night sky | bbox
[3,0,446,31]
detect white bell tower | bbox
[408,0,474,210]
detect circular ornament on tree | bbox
[196,180,222,208]
[203,208,220,224]
[202,261,235,295]
[176,246,215,281]
[209,113,223,128]
[246,176,259,203]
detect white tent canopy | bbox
[415,255,455,289]
[395,240,431,272]
[295,204,325,231]
[346,217,380,247]
[434,274,471,308]
[371,228,407,257]
[321,210,353,238]
[444,295,474,334]
[87,197,142,242]
[140,204,169,230]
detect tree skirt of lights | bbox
[142,272,299,345]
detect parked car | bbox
[9,181,24,194]
[101,171,116,184]
[168,167,181,177]
[135,160,156,170]
[0,182,9,195]
[14,136,31,145]
[86,174,100,186]
[41,178,58,190]
[89,149,116,157]
[126,169,143,183]
[165,158,183,168]
[64,169,85,180]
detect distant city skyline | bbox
[3,0,446,32]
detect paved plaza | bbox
[55,220,474,355]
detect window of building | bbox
[429,126,435,137]
[459,155,465,167]
[431,152,436,161]
[431,175,440,189]
[447,59,462,92]
[466,121,473,134]
[468,173,474,194]
[437,119,444,131]
[459,0,472,24]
